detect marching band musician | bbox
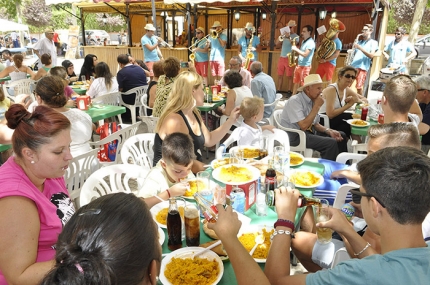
[315,30,342,83]
[192,27,210,86]
[276,20,299,96]
[383,27,417,74]
[209,21,227,83]
[238,22,261,70]
[350,24,378,95]
[292,25,316,95]
[141,23,164,78]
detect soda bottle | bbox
[194,192,219,223]
[166,198,182,250]
[265,159,277,192]
[265,190,321,207]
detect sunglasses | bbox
[350,189,386,208]
[395,33,402,36]
[344,74,356,80]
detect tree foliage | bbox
[390,0,430,33]
[22,0,52,28]
[0,0,17,19]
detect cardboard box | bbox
[226,179,257,211]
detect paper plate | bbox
[290,170,324,189]
[290,151,305,167]
[237,224,274,263]
[212,164,260,185]
[346,119,370,128]
[149,200,186,229]
[160,247,224,285]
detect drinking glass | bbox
[316,199,332,244]
[184,204,200,246]
[232,147,244,164]
[274,146,290,174]
[81,75,86,82]
[259,136,269,160]
[213,184,226,205]
[196,171,212,201]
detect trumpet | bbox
[210,27,224,39]
[278,34,289,42]
[158,37,173,49]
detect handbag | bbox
[96,122,121,162]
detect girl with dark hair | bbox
[40,193,161,285]
[0,104,75,285]
[35,76,94,157]
[86,61,118,99]
[50,66,78,105]
[33,53,53,81]
[0,53,35,82]
[79,54,98,81]
[61,59,78,84]
[217,70,253,116]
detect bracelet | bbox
[324,128,330,134]
[166,189,171,198]
[270,230,294,241]
[353,242,371,256]
[274,219,295,232]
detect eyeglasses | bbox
[395,33,402,36]
[350,189,386,208]
[344,74,357,80]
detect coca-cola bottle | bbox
[265,191,321,207]
[194,192,219,223]
[167,198,182,250]
[265,159,277,192]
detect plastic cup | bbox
[255,192,267,216]
[81,75,86,82]
[316,199,332,244]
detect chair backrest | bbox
[140,116,159,133]
[333,183,359,209]
[215,127,243,159]
[120,85,148,123]
[121,133,155,168]
[92,91,121,106]
[4,79,35,97]
[140,93,153,116]
[79,164,150,207]
[265,129,290,155]
[319,113,330,128]
[264,93,283,108]
[64,149,100,209]
[335,152,366,165]
[331,247,351,268]
[90,122,141,164]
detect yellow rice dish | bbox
[351,119,367,126]
[243,148,259,159]
[155,207,184,226]
[212,157,230,169]
[290,152,304,166]
[185,180,205,197]
[219,165,252,183]
[238,228,274,259]
[291,171,321,187]
[164,257,220,285]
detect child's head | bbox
[240,97,265,122]
[50,66,69,87]
[160,133,196,182]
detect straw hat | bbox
[287,20,297,27]
[44,28,54,34]
[212,21,222,28]
[245,22,254,30]
[196,27,205,33]
[297,74,324,91]
[144,23,156,31]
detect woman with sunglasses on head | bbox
[319,66,367,140]
[61,60,78,84]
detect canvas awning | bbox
[0,19,29,33]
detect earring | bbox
[31,161,35,164]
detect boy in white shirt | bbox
[237,97,275,146]
[138,132,195,208]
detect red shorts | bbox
[293,66,311,85]
[145,61,155,77]
[195,61,208,77]
[210,61,225,77]
[355,68,367,89]
[316,62,336,81]
[277,57,295,77]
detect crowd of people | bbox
[0,18,429,285]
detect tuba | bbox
[316,18,346,60]
[287,37,299,67]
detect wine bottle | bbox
[167,198,182,250]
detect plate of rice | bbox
[290,170,324,189]
[212,164,260,185]
[149,200,185,229]
[290,151,305,166]
[229,146,260,159]
[160,247,224,285]
[238,225,274,263]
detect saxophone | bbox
[287,36,299,67]
[345,34,361,66]
[244,34,254,70]
[316,18,346,60]
[189,37,196,66]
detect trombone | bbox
[158,37,173,49]
[210,27,224,39]
[188,34,210,52]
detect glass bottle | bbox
[265,159,277,192]
[194,192,218,223]
[266,191,321,207]
[166,198,182,250]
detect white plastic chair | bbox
[92,91,123,124]
[215,127,243,159]
[260,93,283,125]
[319,113,330,128]
[335,152,366,165]
[139,116,159,133]
[64,149,100,209]
[90,122,141,165]
[351,139,368,154]
[121,133,155,168]
[120,85,148,124]
[3,78,35,98]
[333,183,359,209]
[264,128,290,155]
[273,109,313,157]
[79,164,150,207]
[140,94,153,117]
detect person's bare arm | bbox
[331,169,362,184]
[410,100,423,121]
[221,89,236,115]
[0,196,55,285]
[149,85,157,108]
[33,69,46,81]
[0,66,12,78]
[26,66,35,78]
[418,122,430,136]
[292,46,311,58]
[296,96,324,131]
[202,107,240,147]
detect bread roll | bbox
[203,220,218,239]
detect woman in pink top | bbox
[0,104,75,285]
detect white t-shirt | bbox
[61,109,93,157]
[86,77,119,99]
[237,121,262,147]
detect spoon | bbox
[193,240,222,258]
[249,234,265,256]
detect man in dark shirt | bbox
[414,76,430,154]
[117,54,148,123]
